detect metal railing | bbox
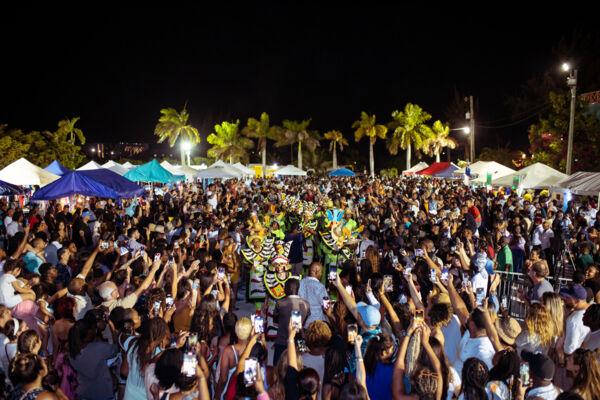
[494,271,572,321]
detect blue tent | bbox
[124,159,184,183]
[0,180,26,196]
[329,168,355,176]
[32,169,144,200]
[44,160,71,176]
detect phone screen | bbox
[347,323,358,343]
[361,249,366,259]
[441,267,449,282]
[392,256,399,266]
[520,362,530,386]
[187,332,198,348]
[154,253,161,262]
[182,352,197,376]
[291,310,302,329]
[322,296,330,310]
[502,295,508,309]
[383,275,393,292]
[218,267,225,280]
[165,295,174,307]
[328,266,337,281]
[253,315,264,334]
[429,269,437,283]
[476,288,485,306]
[415,249,425,257]
[415,309,424,322]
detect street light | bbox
[562,62,577,175]
[449,127,471,162]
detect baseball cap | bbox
[521,351,555,381]
[356,301,381,328]
[82,211,91,219]
[559,284,587,301]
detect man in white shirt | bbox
[99,258,160,311]
[3,208,14,230]
[44,231,63,266]
[531,218,544,247]
[454,308,496,377]
[355,230,375,258]
[560,284,591,355]
[582,303,600,352]
[298,262,329,327]
[206,184,218,210]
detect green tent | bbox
[124,159,185,183]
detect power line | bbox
[476,103,552,129]
[477,101,551,125]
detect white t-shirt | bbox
[0,274,22,308]
[454,331,496,377]
[441,315,462,365]
[206,191,218,209]
[446,365,461,400]
[564,308,591,354]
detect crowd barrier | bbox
[494,271,572,321]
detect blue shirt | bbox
[23,251,43,274]
[365,362,394,400]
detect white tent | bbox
[101,161,129,176]
[209,160,228,168]
[552,171,600,196]
[233,162,255,176]
[122,162,135,169]
[77,161,102,170]
[453,161,515,183]
[189,164,207,170]
[0,158,60,186]
[196,165,242,179]
[492,162,568,189]
[402,162,429,176]
[159,161,197,182]
[274,165,307,176]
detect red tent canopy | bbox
[416,162,452,176]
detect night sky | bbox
[1,3,598,162]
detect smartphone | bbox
[383,275,393,292]
[169,257,175,266]
[218,267,225,281]
[502,295,508,309]
[520,362,530,387]
[243,357,258,385]
[415,309,424,322]
[153,301,161,316]
[182,351,197,377]
[296,337,308,352]
[392,256,399,267]
[187,332,198,348]
[441,267,449,282]
[328,265,337,281]
[462,273,469,288]
[429,269,437,283]
[192,282,199,290]
[378,249,383,257]
[24,218,29,228]
[253,314,264,335]
[165,294,174,307]
[173,241,179,249]
[361,249,366,259]
[415,249,425,257]
[114,241,118,248]
[154,253,161,262]
[476,287,485,306]
[347,323,358,343]
[291,310,302,329]
[140,247,145,256]
[450,245,457,252]
[404,266,412,277]
[322,296,330,310]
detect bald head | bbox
[68,277,85,295]
[309,262,322,279]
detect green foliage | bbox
[323,130,348,152]
[424,120,456,158]
[380,168,398,177]
[207,120,255,163]
[475,145,520,168]
[387,103,434,155]
[242,112,282,153]
[352,112,387,144]
[154,107,200,147]
[0,121,86,170]
[301,147,332,173]
[527,91,600,172]
[275,119,320,151]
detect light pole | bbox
[91,148,96,160]
[562,63,577,175]
[450,127,471,162]
[465,95,475,163]
[181,141,192,166]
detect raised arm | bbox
[12,226,31,259]
[133,259,160,297]
[334,275,367,330]
[404,271,424,311]
[235,330,259,374]
[442,273,470,328]
[378,286,403,338]
[420,324,444,400]
[79,244,100,279]
[353,335,371,400]
[393,320,418,400]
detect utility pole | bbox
[465,96,475,162]
[565,69,577,175]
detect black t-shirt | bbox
[73,220,92,248]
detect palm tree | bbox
[57,117,86,145]
[154,107,200,166]
[424,120,456,162]
[207,120,255,164]
[323,130,348,170]
[274,119,319,170]
[302,147,332,174]
[241,112,281,176]
[352,112,387,178]
[387,103,434,170]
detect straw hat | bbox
[494,316,522,345]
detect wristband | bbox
[288,339,295,343]
[356,358,363,362]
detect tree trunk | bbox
[229,155,233,164]
[298,141,302,170]
[332,142,338,170]
[180,144,185,167]
[406,143,412,170]
[436,151,440,163]
[261,149,266,177]
[369,141,374,178]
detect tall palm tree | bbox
[57,117,86,145]
[274,119,319,170]
[154,107,200,165]
[323,130,348,170]
[207,120,255,164]
[387,103,434,170]
[352,112,387,178]
[302,148,332,173]
[241,112,281,176]
[424,120,456,162]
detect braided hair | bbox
[461,357,489,400]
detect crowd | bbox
[0,176,599,400]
